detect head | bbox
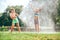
[10,8,15,13]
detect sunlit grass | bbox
[0,32,60,40]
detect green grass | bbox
[0,32,60,40]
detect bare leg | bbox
[35,24,39,32]
[16,23,21,32]
[34,16,40,32]
[11,23,14,32]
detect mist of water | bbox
[19,0,58,32]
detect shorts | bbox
[12,18,19,24]
[34,16,39,24]
[34,19,38,24]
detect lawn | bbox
[0,32,60,40]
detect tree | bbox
[6,5,23,14]
[56,0,60,25]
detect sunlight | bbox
[0,0,31,12]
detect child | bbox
[33,8,41,32]
[10,8,21,32]
[30,4,43,32]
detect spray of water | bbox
[19,0,58,32]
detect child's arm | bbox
[30,4,42,13]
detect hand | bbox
[30,4,43,13]
[34,8,41,13]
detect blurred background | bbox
[0,0,60,32]
[0,0,31,31]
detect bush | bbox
[56,0,60,25]
[0,26,8,31]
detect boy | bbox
[10,8,21,32]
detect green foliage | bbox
[56,0,60,25]
[0,26,8,31]
[6,5,23,14]
[0,13,2,17]
[0,12,12,26]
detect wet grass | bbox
[0,32,60,40]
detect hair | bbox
[9,8,15,13]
